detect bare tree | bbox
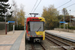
[62,8,69,16]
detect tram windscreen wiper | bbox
[37,27,41,32]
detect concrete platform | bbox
[0,30,5,35]
[0,30,25,50]
[45,30,75,43]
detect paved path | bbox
[0,30,25,50]
[45,30,75,42]
[0,30,5,35]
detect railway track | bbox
[45,33,75,50]
[31,43,46,50]
[25,41,46,50]
[25,33,75,50]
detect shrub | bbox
[15,25,24,30]
[60,24,75,30]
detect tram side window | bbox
[43,22,45,30]
[27,22,30,31]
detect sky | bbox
[8,0,75,18]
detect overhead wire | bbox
[59,3,75,14]
[31,0,38,12]
[33,0,42,12]
[31,0,74,15]
[57,0,71,9]
[57,0,72,15]
[66,3,75,8]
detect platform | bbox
[45,30,75,43]
[0,30,25,50]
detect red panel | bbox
[27,17,40,22]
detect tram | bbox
[25,17,45,42]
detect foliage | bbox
[60,15,75,22]
[57,15,63,21]
[68,26,75,30]
[6,16,16,22]
[9,24,24,31]
[65,15,74,22]
[0,0,8,2]
[62,8,69,16]
[15,25,24,30]
[11,1,25,26]
[6,0,25,31]
[0,17,5,22]
[42,5,59,29]
[60,24,68,29]
[9,23,13,31]
[60,24,75,30]
[17,7,25,26]
[0,0,12,22]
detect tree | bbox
[10,1,25,26]
[0,0,8,2]
[11,0,18,18]
[42,5,59,29]
[61,15,75,22]
[0,17,5,22]
[62,8,69,16]
[0,0,12,22]
[8,0,19,26]
[57,15,63,21]
[17,5,25,26]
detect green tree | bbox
[57,15,63,21]
[42,5,59,29]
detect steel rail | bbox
[46,33,75,50]
[39,43,46,50]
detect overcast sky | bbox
[8,0,75,18]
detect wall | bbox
[0,22,5,35]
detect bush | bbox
[9,24,13,31]
[60,24,75,30]
[60,24,68,29]
[9,24,24,31]
[15,25,24,30]
[68,26,75,30]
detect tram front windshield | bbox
[30,22,43,31]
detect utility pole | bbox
[63,10,65,29]
[5,14,7,34]
[69,10,71,26]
